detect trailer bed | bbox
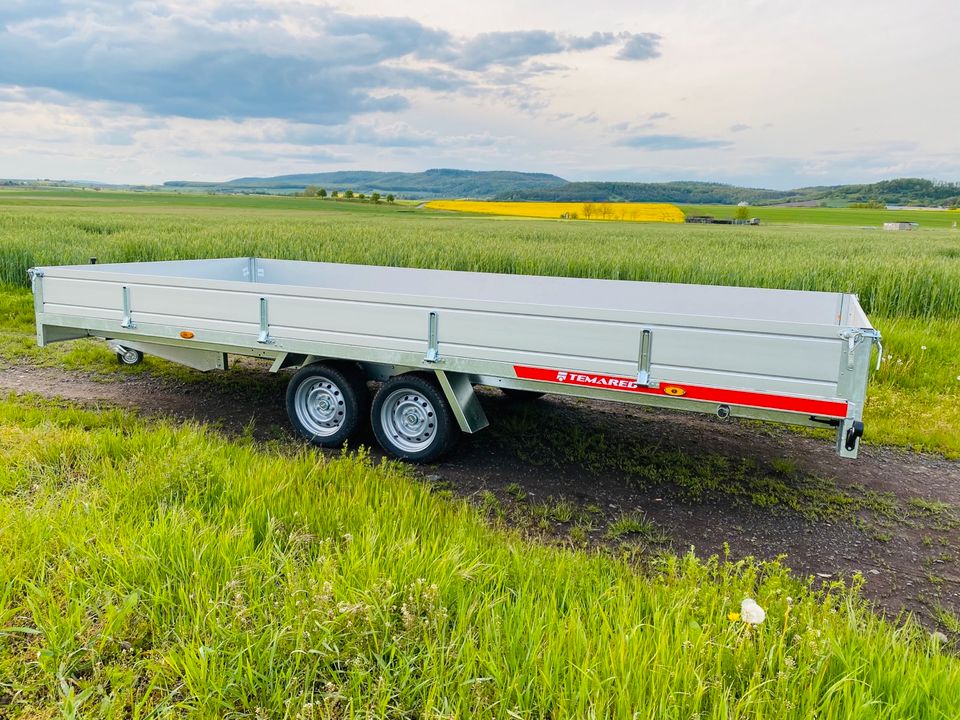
[29,257,881,459]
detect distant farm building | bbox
[685,215,760,226]
[883,222,919,231]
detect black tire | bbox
[286,363,365,448]
[501,388,545,401]
[116,347,143,366]
[371,374,456,463]
[329,360,371,419]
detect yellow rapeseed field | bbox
[424,200,685,223]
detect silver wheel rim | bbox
[380,388,437,453]
[120,349,139,364]
[294,375,347,437]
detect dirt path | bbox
[3,362,959,632]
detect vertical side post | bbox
[637,327,654,386]
[257,296,273,344]
[29,268,46,346]
[121,286,136,328]
[425,311,440,362]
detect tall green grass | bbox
[0,193,958,456]
[1,196,959,320]
[2,397,958,718]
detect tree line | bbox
[298,186,395,203]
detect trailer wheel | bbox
[116,347,143,366]
[286,364,365,448]
[372,374,456,463]
[501,388,545,401]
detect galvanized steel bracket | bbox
[839,328,882,371]
[424,311,440,363]
[257,296,273,344]
[636,327,656,387]
[120,286,136,329]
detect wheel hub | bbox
[294,376,346,436]
[381,390,437,452]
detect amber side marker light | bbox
[179,331,195,339]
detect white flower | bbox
[741,598,766,625]
[921,345,927,350]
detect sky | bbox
[0,0,957,189]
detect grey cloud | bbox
[617,33,662,61]
[0,2,664,131]
[563,32,618,51]
[454,31,566,70]
[0,0,66,25]
[325,13,453,61]
[618,134,732,150]
[730,123,751,133]
[451,30,662,70]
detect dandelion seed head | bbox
[740,597,766,625]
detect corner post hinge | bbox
[840,328,882,371]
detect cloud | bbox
[617,134,733,150]
[617,33,662,61]
[448,30,659,71]
[730,123,751,133]
[0,3,663,128]
[451,31,564,70]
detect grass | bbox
[2,395,959,718]
[680,204,960,228]
[0,190,957,456]
[605,513,666,543]
[1,191,959,320]
[489,403,905,523]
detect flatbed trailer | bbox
[28,257,882,462]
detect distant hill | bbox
[495,181,800,205]
[162,171,960,207]
[497,178,960,207]
[164,169,567,200]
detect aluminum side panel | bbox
[38,273,844,398]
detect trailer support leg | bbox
[435,370,488,434]
[106,340,228,372]
[836,417,864,458]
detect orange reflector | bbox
[664,385,686,396]
[179,331,195,339]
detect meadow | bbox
[1,190,958,454]
[680,204,960,228]
[2,190,960,716]
[3,397,960,718]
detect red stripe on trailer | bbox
[512,365,849,418]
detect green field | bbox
[1,190,958,455]
[680,204,960,228]
[4,398,959,718]
[2,191,960,717]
